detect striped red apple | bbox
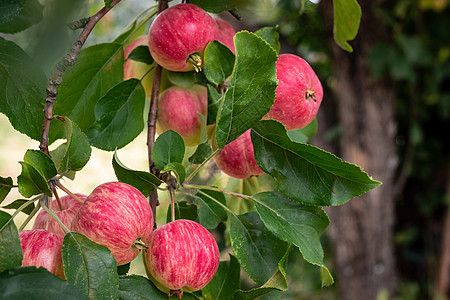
[148,3,217,72]
[71,182,153,265]
[143,219,220,295]
[19,229,65,279]
[213,130,264,179]
[264,54,323,130]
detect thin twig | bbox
[183,183,253,201]
[147,0,169,229]
[39,0,123,155]
[55,182,84,204]
[169,188,175,222]
[185,149,219,182]
[53,187,63,211]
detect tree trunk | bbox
[319,1,398,299]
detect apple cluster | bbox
[20,181,219,295]
[124,3,323,180]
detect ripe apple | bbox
[148,3,217,72]
[19,229,65,279]
[71,182,153,265]
[143,219,219,294]
[264,53,323,130]
[124,35,154,98]
[214,18,236,53]
[213,130,264,179]
[156,84,208,147]
[33,193,86,236]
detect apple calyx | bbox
[306,90,317,102]
[133,238,148,250]
[170,289,183,300]
[188,53,203,72]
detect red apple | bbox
[143,219,219,294]
[124,35,154,98]
[214,18,236,53]
[264,54,323,130]
[156,84,208,147]
[71,182,153,265]
[148,3,217,72]
[213,130,264,179]
[33,193,86,236]
[19,229,65,279]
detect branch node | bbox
[68,17,91,30]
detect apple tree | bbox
[0,0,376,299]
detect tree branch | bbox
[39,0,123,155]
[147,0,169,229]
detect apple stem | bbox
[56,182,84,204]
[133,238,148,250]
[188,53,203,72]
[306,90,317,102]
[53,188,63,211]
[169,188,176,222]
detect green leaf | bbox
[251,120,382,206]
[153,130,185,170]
[188,142,213,164]
[206,84,223,125]
[202,254,240,300]
[204,41,235,86]
[0,0,27,23]
[255,26,280,53]
[253,191,333,286]
[51,43,124,139]
[104,0,113,8]
[233,245,290,299]
[0,0,43,33]
[0,266,88,300]
[0,176,13,204]
[62,232,119,300]
[189,0,236,13]
[195,189,227,229]
[51,116,92,173]
[23,150,57,180]
[127,45,153,65]
[112,151,162,198]
[87,79,146,151]
[161,162,186,186]
[166,201,198,223]
[0,37,46,140]
[2,199,35,215]
[118,275,169,300]
[0,211,22,272]
[166,71,195,89]
[333,0,361,52]
[17,162,51,197]
[215,31,278,148]
[229,211,289,285]
[287,118,318,143]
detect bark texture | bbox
[319,1,399,299]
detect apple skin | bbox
[264,54,323,130]
[71,182,153,265]
[156,84,208,147]
[32,193,86,236]
[148,3,217,72]
[214,18,236,53]
[213,130,264,179]
[19,229,65,279]
[124,35,154,98]
[143,219,220,293]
